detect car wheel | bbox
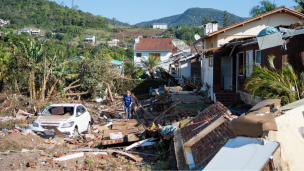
[73,128,79,137]
[86,123,92,134]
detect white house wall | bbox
[180,60,191,78]
[134,51,172,65]
[217,13,304,46]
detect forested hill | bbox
[135,8,248,27]
[0,0,112,30]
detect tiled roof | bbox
[107,41,117,44]
[180,102,234,169]
[135,38,172,51]
[195,6,304,43]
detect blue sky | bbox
[51,0,297,24]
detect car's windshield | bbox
[42,106,75,116]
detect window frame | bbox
[136,53,142,58]
[255,50,261,64]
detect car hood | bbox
[37,115,73,124]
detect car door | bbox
[75,105,86,133]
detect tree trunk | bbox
[46,79,59,101]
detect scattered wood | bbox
[70,149,143,162]
[16,110,34,120]
[107,83,113,102]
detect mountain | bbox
[0,0,110,30]
[135,8,248,27]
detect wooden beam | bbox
[107,83,113,102]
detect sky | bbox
[51,0,297,25]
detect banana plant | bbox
[19,41,45,100]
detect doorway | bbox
[221,57,233,90]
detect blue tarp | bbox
[257,27,278,37]
[161,125,177,135]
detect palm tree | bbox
[140,55,160,79]
[124,61,139,78]
[244,55,304,105]
[249,0,277,17]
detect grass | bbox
[85,158,94,166]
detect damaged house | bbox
[193,6,304,102]
[211,23,304,106]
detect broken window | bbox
[76,106,86,115]
[42,106,74,116]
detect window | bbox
[149,53,161,60]
[136,53,142,58]
[211,42,214,48]
[77,106,86,115]
[246,51,253,77]
[255,50,261,64]
[209,57,213,67]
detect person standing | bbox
[123,91,133,121]
[131,93,139,119]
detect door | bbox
[246,51,253,77]
[75,105,88,133]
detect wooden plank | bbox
[107,83,113,102]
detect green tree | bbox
[140,55,160,79]
[111,17,118,27]
[294,0,304,13]
[233,18,237,24]
[45,31,52,39]
[223,11,230,28]
[244,55,304,105]
[201,17,211,25]
[249,0,277,17]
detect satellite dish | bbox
[194,34,201,40]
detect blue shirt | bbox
[123,95,133,108]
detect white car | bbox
[29,104,91,136]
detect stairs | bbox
[215,92,241,105]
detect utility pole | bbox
[122,54,124,78]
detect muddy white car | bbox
[29,104,91,136]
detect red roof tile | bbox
[180,102,234,169]
[135,38,172,51]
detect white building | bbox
[194,6,304,101]
[85,36,96,44]
[134,38,173,67]
[153,23,168,29]
[107,41,117,47]
[112,38,120,42]
[18,28,32,35]
[31,29,41,35]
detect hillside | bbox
[135,8,248,27]
[0,0,109,30]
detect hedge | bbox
[112,79,169,95]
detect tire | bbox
[73,128,79,137]
[86,123,92,134]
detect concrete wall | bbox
[134,51,172,65]
[180,60,191,78]
[238,91,262,106]
[202,56,214,100]
[268,99,304,171]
